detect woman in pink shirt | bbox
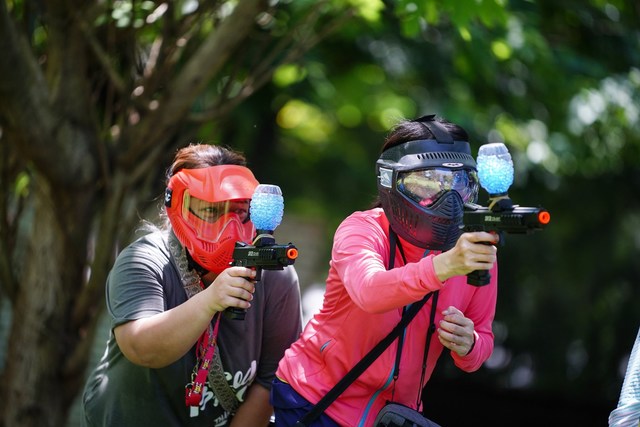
[271,115,499,426]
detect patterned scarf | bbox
[167,231,240,414]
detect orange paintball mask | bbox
[165,165,259,274]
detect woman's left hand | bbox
[437,306,476,356]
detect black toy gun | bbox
[462,143,551,286]
[225,184,299,320]
[232,240,298,278]
[226,237,298,320]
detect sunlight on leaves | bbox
[273,64,308,87]
[569,68,640,134]
[14,172,30,198]
[345,0,385,22]
[491,39,512,61]
[276,100,335,144]
[459,26,472,42]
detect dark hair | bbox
[381,115,469,153]
[370,115,469,208]
[166,143,247,184]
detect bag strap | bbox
[389,230,408,401]
[416,289,439,409]
[295,293,432,427]
[295,229,431,427]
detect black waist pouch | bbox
[373,402,442,427]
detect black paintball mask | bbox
[376,116,479,251]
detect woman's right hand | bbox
[432,232,498,282]
[204,266,257,313]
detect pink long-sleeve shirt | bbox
[276,208,497,426]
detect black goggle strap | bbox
[413,115,454,144]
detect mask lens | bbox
[397,168,478,207]
[181,192,252,242]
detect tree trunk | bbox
[0,2,343,426]
[1,176,93,427]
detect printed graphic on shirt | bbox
[189,360,258,426]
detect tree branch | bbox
[121,0,268,166]
[189,4,356,123]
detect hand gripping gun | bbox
[463,143,551,286]
[225,184,298,320]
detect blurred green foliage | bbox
[3,0,638,424]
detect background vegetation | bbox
[1,0,639,426]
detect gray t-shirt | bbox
[82,230,302,427]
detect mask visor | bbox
[397,168,479,207]
[181,192,253,243]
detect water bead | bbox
[477,144,514,195]
[250,185,284,232]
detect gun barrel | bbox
[232,242,298,270]
[463,204,550,234]
[226,241,298,320]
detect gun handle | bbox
[223,267,262,321]
[467,269,491,286]
[466,235,500,287]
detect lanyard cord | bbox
[168,233,239,413]
[185,298,222,407]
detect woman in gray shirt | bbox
[83,144,302,427]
